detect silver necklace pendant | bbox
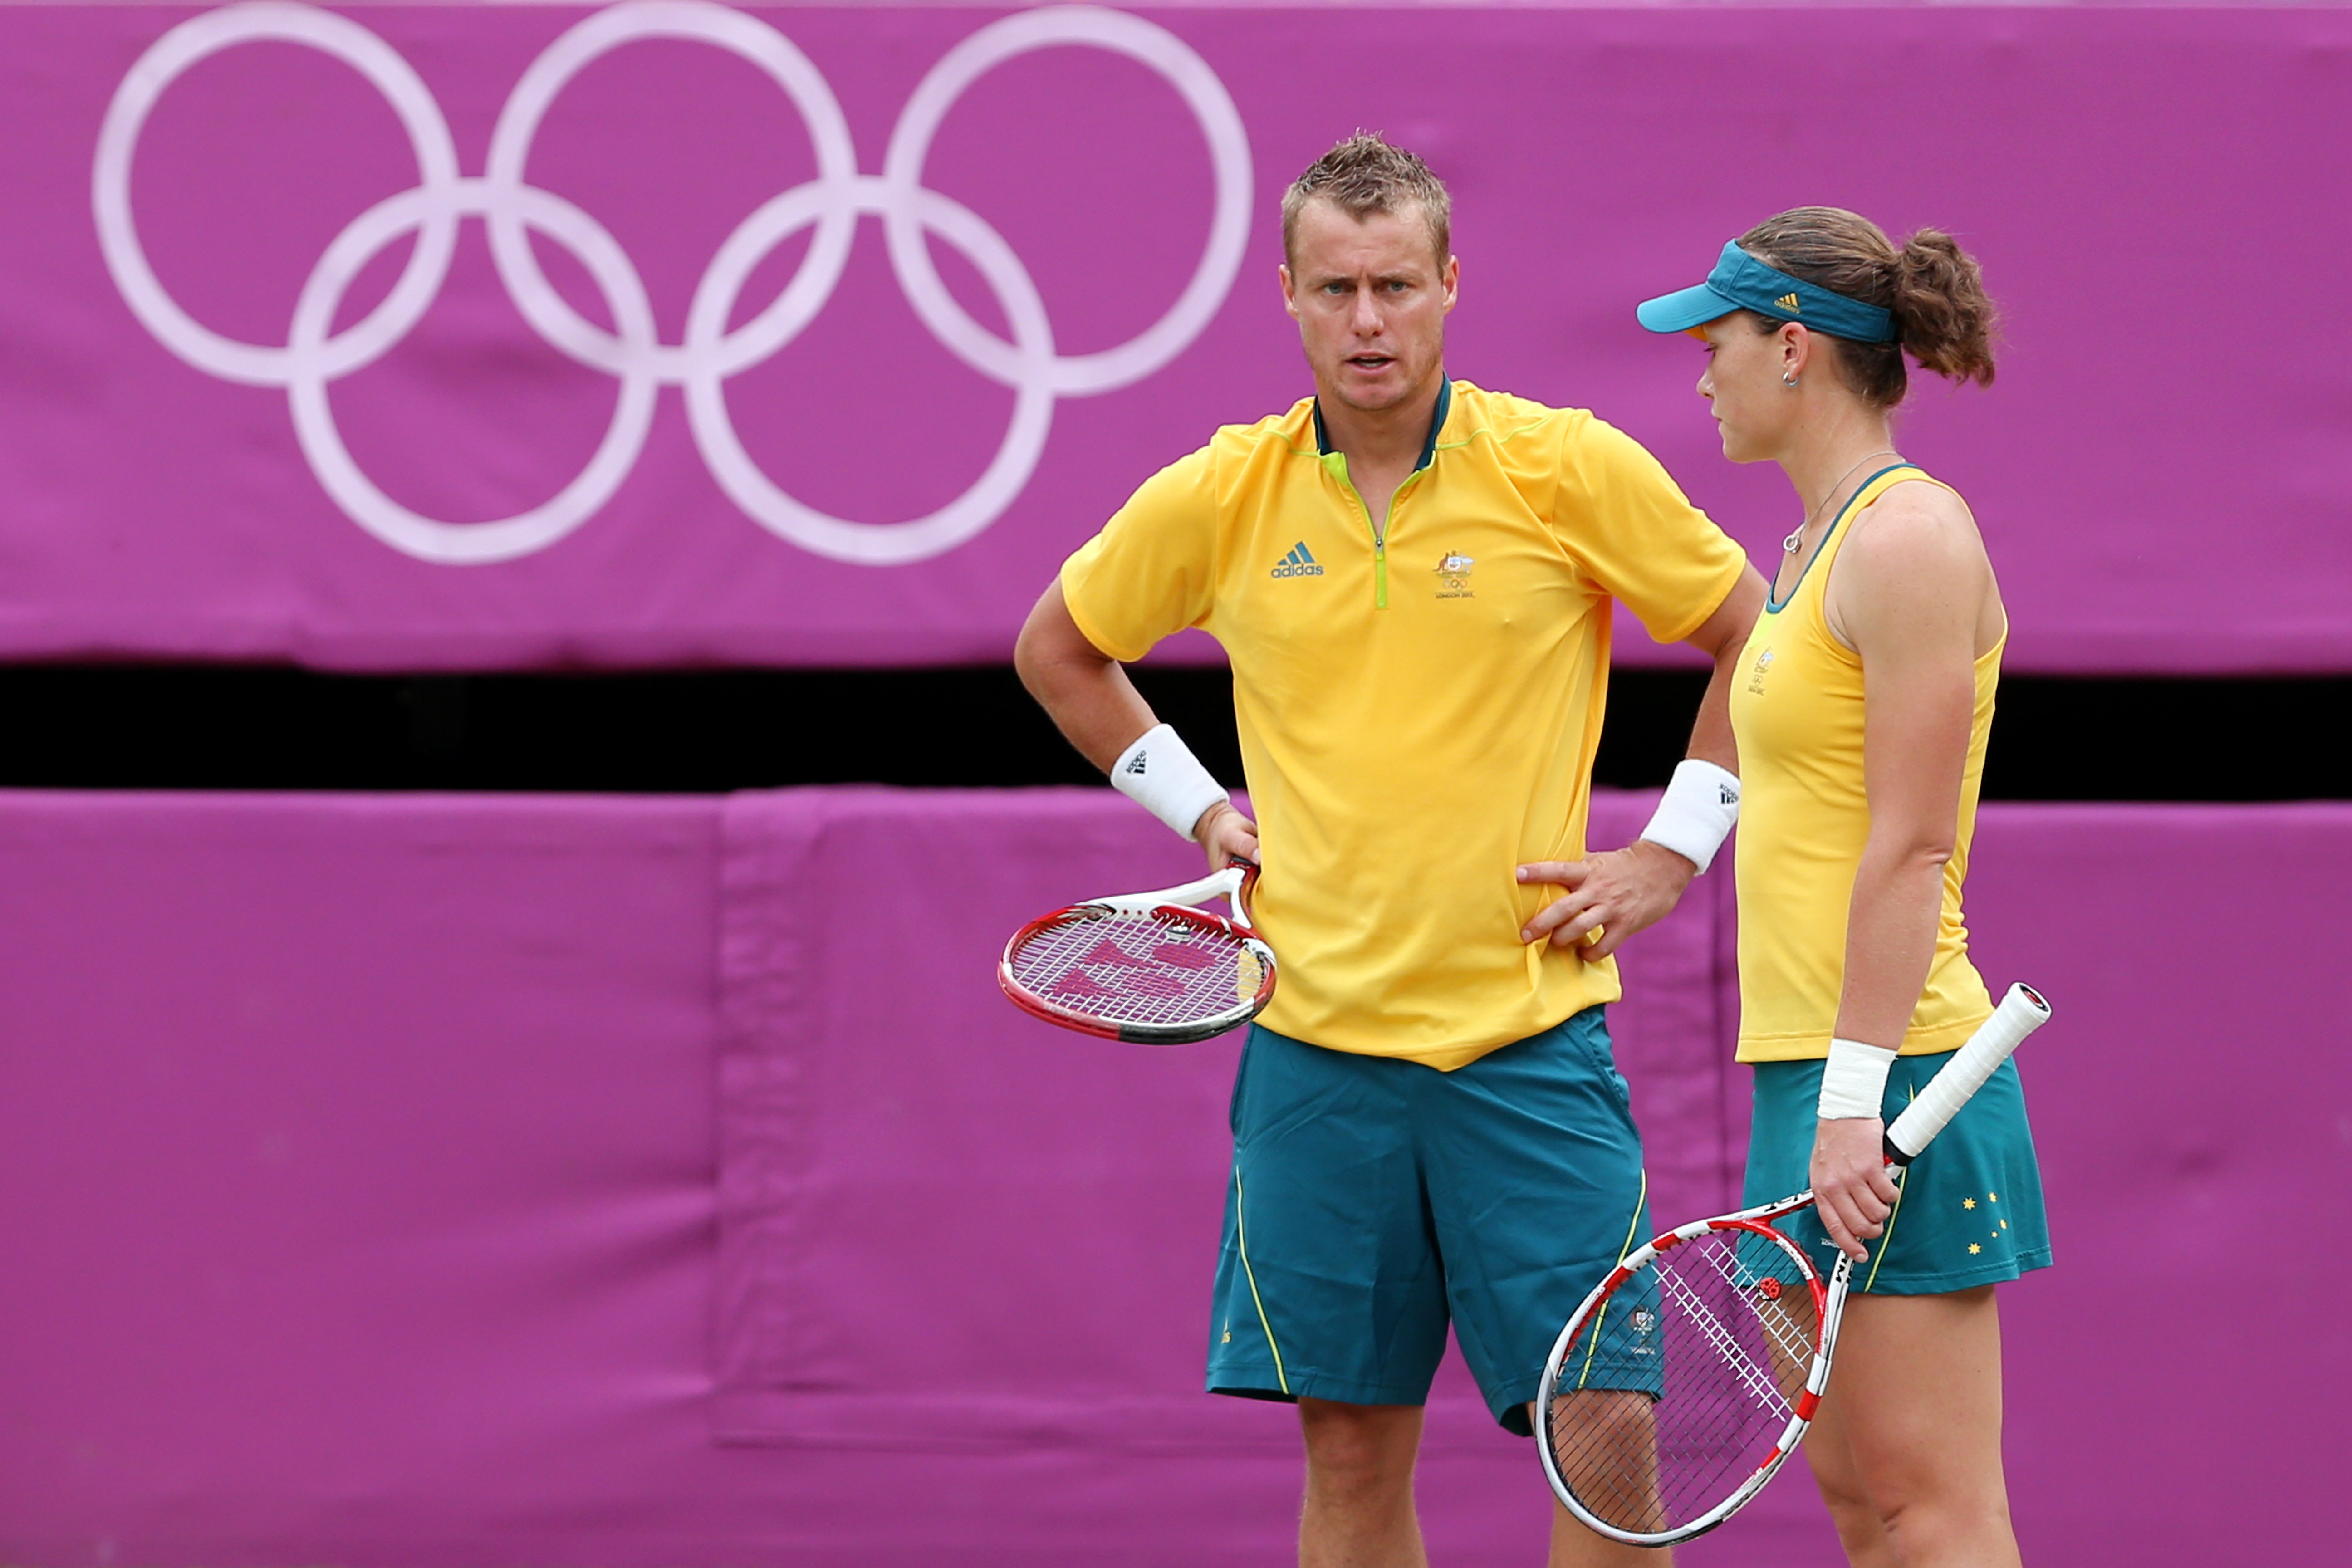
[1786,450,1899,558]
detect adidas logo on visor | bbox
[1271,541,1325,578]
[1775,292,1801,313]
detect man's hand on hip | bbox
[1515,841,1695,960]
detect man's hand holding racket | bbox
[1193,799,1259,873]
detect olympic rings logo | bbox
[93,1,1251,565]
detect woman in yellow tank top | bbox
[1638,212,2048,1568]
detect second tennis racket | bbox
[1539,981,2052,1546]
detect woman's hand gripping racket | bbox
[998,862,1276,1044]
[1539,982,2052,1547]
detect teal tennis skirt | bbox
[1743,1051,2053,1294]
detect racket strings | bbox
[1007,910,1259,1028]
[1547,1230,1820,1537]
[1656,1260,1794,1417]
[1694,1238,1818,1373]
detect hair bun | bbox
[1892,229,1997,388]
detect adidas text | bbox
[1271,541,1325,578]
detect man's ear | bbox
[1279,262,1300,321]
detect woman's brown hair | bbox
[1739,207,1997,408]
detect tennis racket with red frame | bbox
[998,861,1276,1044]
[1539,981,2052,1546]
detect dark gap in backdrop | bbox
[0,665,2342,801]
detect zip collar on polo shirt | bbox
[1311,374,1452,473]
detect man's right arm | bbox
[1014,579,1259,866]
[1014,579,1159,772]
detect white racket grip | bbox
[1882,984,2051,1164]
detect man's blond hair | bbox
[1280,132,1451,266]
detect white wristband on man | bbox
[1638,758,1741,874]
[1111,723,1231,841]
[1818,1038,1899,1121]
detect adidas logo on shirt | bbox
[1270,542,1325,578]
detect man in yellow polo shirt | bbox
[1015,134,1765,1564]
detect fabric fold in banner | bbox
[709,787,1736,1451]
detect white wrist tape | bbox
[1110,723,1231,841]
[1638,759,1741,874]
[1818,1038,1899,1120]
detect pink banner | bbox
[2,5,2349,671]
[709,787,1736,1456]
[0,786,2348,1562]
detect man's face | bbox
[1280,198,1457,416]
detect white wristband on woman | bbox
[1110,723,1231,841]
[1818,1038,1899,1120]
[1638,759,1741,873]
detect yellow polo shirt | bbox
[1060,378,1745,1069]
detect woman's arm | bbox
[1810,487,1995,1259]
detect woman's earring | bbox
[1781,372,1799,387]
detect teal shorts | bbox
[1742,1050,2054,1294]
[1209,1008,1655,1435]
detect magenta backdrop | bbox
[3,4,2350,671]
[0,785,2347,1565]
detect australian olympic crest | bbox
[93,2,1252,565]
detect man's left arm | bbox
[1517,564,1767,959]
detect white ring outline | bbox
[93,1,463,387]
[685,176,1056,565]
[882,5,1252,396]
[288,179,661,564]
[93,1,1251,564]
[481,0,860,383]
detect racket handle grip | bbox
[1882,984,2052,1166]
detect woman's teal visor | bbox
[1636,241,1897,343]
